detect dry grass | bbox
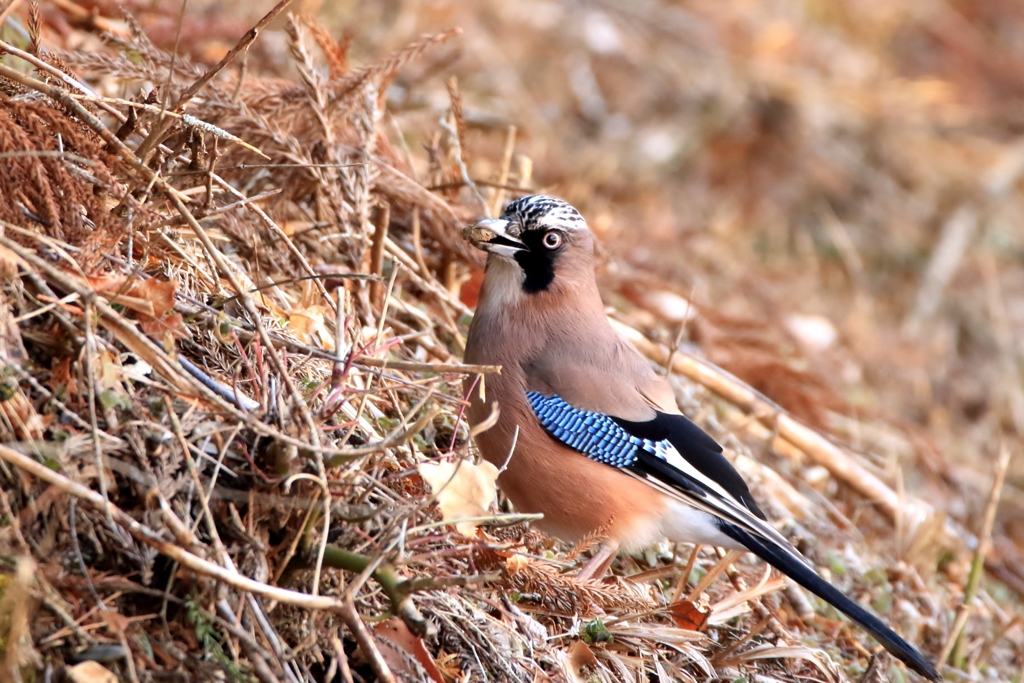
[0,1,1021,682]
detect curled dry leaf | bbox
[418,459,499,536]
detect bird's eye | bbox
[542,231,563,250]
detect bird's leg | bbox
[576,541,621,581]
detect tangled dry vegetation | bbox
[0,2,1020,682]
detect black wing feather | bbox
[721,523,941,681]
[613,411,767,520]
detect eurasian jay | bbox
[462,195,940,681]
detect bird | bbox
[462,195,940,681]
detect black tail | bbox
[721,524,941,681]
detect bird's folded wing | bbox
[527,392,805,560]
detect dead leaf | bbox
[67,662,118,683]
[89,275,177,317]
[126,279,176,317]
[418,459,498,535]
[88,275,188,341]
[666,598,711,631]
[372,619,444,683]
[287,304,331,346]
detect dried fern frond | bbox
[0,95,125,268]
[503,553,657,615]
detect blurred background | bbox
[54,0,1024,628]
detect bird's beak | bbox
[463,218,527,259]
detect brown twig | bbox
[670,544,702,604]
[369,203,390,307]
[339,596,396,683]
[330,635,355,683]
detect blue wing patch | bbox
[526,392,669,468]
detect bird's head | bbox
[464,195,594,295]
